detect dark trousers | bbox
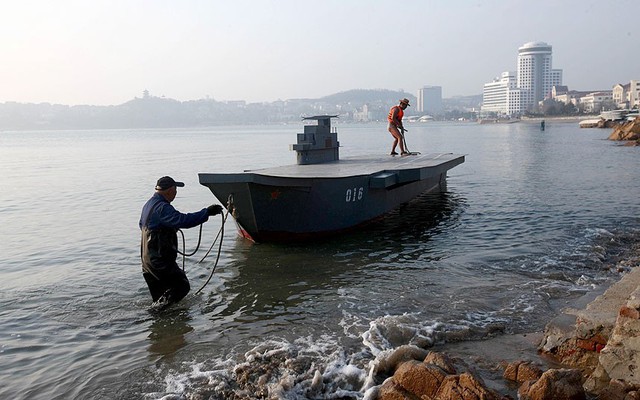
[143,266,190,305]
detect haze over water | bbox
[2,1,638,105]
[1,121,639,399]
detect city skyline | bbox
[481,41,563,115]
[1,0,638,106]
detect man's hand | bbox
[207,204,223,216]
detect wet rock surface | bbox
[373,249,640,400]
[609,116,640,143]
[377,352,502,400]
[517,368,585,400]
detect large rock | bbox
[377,351,501,400]
[609,116,640,141]
[518,368,585,400]
[503,360,543,383]
[424,352,458,375]
[435,372,500,400]
[598,287,640,385]
[377,378,416,400]
[594,379,640,400]
[539,266,640,398]
[538,311,610,373]
[539,267,640,372]
[394,360,448,398]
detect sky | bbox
[0,0,638,106]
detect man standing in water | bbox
[139,176,223,307]
[387,98,410,156]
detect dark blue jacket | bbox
[139,193,209,275]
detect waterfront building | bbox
[579,91,614,113]
[552,87,592,107]
[629,80,639,108]
[353,104,371,122]
[480,72,522,116]
[481,41,563,116]
[517,41,563,110]
[613,83,626,106]
[416,86,443,115]
[551,85,569,99]
[613,80,640,109]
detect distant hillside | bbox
[0,89,476,130]
[443,94,483,109]
[320,89,415,105]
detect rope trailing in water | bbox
[178,224,203,271]
[176,194,234,296]
[193,215,226,295]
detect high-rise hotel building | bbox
[416,85,443,115]
[517,41,563,109]
[481,41,563,116]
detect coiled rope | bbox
[176,194,234,296]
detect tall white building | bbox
[416,86,443,114]
[517,41,563,110]
[481,41,563,116]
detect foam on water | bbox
[148,335,370,399]
[362,314,442,355]
[147,332,446,399]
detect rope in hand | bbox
[176,194,234,296]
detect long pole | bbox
[401,127,411,154]
[400,127,420,155]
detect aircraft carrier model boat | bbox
[199,115,464,243]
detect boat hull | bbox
[199,153,464,243]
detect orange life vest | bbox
[387,106,404,124]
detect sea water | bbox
[1,121,639,399]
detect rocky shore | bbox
[366,119,640,399]
[369,244,640,399]
[608,116,640,145]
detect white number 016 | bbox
[345,187,364,202]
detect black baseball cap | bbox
[155,176,185,190]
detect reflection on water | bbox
[349,190,465,256]
[204,190,462,326]
[147,308,194,360]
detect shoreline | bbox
[425,246,640,398]
[521,115,596,123]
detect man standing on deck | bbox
[388,98,410,156]
[139,176,223,307]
